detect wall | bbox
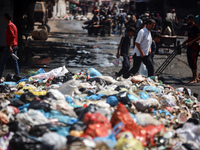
[0,0,13,47]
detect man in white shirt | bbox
[123,19,156,78]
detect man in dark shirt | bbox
[0,13,19,79]
[183,14,200,84]
[116,27,135,77]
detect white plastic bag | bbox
[30,66,69,79]
[112,57,123,66]
[139,63,148,77]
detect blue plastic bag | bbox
[29,68,45,76]
[0,82,17,86]
[65,97,73,104]
[152,110,174,119]
[94,122,123,149]
[49,126,70,137]
[139,91,149,100]
[48,110,77,124]
[106,96,118,107]
[85,94,105,100]
[85,68,102,78]
[143,86,162,93]
[128,94,140,101]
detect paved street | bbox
[2,19,200,99]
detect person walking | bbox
[182,14,200,84]
[0,13,19,79]
[123,19,156,78]
[115,27,135,77]
[149,32,162,61]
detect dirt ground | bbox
[2,20,200,100]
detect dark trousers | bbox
[118,56,130,76]
[187,48,199,70]
[123,54,154,78]
[0,46,20,78]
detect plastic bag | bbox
[30,66,69,79]
[47,89,65,101]
[28,100,51,112]
[106,96,118,107]
[58,80,81,97]
[16,109,50,126]
[0,85,11,93]
[19,91,36,103]
[131,75,146,83]
[139,91,149,100]
[110,103,147,146]
[5,74,22,82]
[29,124,52,137]
[143,86,162,93]
[96,76,117,84]
[135,113,161,126]
[139,63,148,77]
[85,68,102,78]
[51,72,74,84]
[143,124,166,146]
[9,132,43,150]
[41,132,67,150]
[29,68,45,76]
[82,113,112,138]
[112,57,123,66]
[94,122,123,149]
[115,132,144,150]
[116,92,132,107]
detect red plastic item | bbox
[110,103,147,146]
[143,124,166,146]
[165,107,175,113]
[110,103,166,146]
[83,104,88,108]
[83,123,111,138]
[10,106,20,115]
[82,113,112,138]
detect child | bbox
[116,27,135,77]
[149,33,162,61]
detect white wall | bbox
[0,0,13,47]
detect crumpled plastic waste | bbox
[0,66,199,149]
[82,112,112,138]
[40,132,67,150]
[115,132,144,150]
[85,68,102,78]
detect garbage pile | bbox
[0,66,199,150]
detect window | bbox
[35,3,42,10]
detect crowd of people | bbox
[115,13,200,85]
[82,3,172,37]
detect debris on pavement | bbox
[0,66,199,150]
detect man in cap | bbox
[182,14,200,84]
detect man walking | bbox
[182,14,200,84]
[0,13,19,79]
[124,19,156,78]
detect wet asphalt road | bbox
[2,20,200,100]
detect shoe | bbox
[115,72,120,77]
